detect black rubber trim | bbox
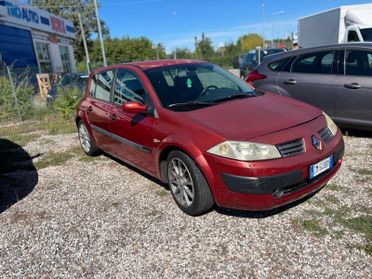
[222,170,304,195]
[90,124,151,154]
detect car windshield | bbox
[145,63,256,111]
[360,28,372,42]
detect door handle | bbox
[87,106,93,112]
[344,83,361,89]
[110,114,117,120]
[284,79,297,85]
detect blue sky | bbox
[99,0,372,52]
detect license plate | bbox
[310,156,333,179]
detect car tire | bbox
[166,150,214,216]
[78,121,100,156]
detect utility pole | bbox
[262,3,265,48]
[94,0,107,67]
[78,12,91,74]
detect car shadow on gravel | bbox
[215,190,320,219]
[103,153,169,189]
[341,128,372,138]
[0,139,39,214]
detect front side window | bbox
[292,51,335,74]
[113,70,147,105]
[35,41,52,73]
[145,63,256,110]
[345,50,372,76]
[348,30,360,42]
[92,70,114,102]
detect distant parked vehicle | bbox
[246,43,372,131]
[239,48,287,79]
[47,73,88,102]
[298,4,372,48]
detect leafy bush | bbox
[53,86,82,119]
[0,75,36,122]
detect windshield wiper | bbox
[212,93,254,103]
[168,101,215,108]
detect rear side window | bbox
[292,51,335,74]
[345,50,372,76]
[268,57,292,72]
[91,70,114,102]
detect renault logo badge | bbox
[311,135,322,151]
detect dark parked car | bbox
[76,59,344,216]
[247,43,372,131]
[240,48,287,78]
[47,73,88,102]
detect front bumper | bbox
[222,143,344,197]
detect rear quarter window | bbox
[268,57,292,72]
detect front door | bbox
[335,49,372,128]
[86,70,116,151]
[108,69,157,175]
[276,50,338,116]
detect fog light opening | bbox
[273,188,284,198]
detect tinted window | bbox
[268,57,292,72]
[347,31,360,42]
[360,28,372,42]
[345,50,372,76]
[113,70,146,105]
[292,51,335,74]
[93,70,114,102]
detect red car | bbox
[76,60,344,216]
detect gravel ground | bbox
[0,127,371,278]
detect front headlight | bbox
[322,112,338,136]
[207,141,281,161]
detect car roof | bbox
[128,59,206,70]
[263,43,372,63]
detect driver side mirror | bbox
[122,101,148,114]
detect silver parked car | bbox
[247,43,372,131]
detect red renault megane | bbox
[76,60,344,216]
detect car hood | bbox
[182,93,322,141]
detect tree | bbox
[91,36,166,65]
[32,0,110,62]
[194,33,215,60]
[237,33,263,52]
[171,48,193,59]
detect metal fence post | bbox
[6,66,22,122]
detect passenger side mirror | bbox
[122,101,148,114]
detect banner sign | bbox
[0,0,75,38]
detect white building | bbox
[0,0,76,74]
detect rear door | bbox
[276,50,338,116]
[108,68,157,174]
[85,70,116,151]
[335,48,372,128]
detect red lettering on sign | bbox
[50,16,66,34]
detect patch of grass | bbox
[340,215,372,255]
[301,219,328,237]
[326,183,351,194]
[34,150,75,170]
[0,115,76,138]
[357,169,372,177]
[155,189,168,198]
[5,133,40,147]
[368,188,372,198]
[308,198,327,208]
[324,194,340,205]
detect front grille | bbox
[277,138,305,158]
[319,127,333,142]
